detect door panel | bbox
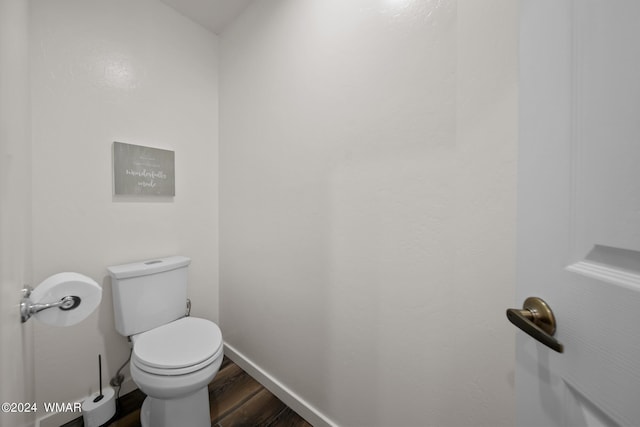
[565,384,619,427]
[518,1,640,426]
[571,1,640,257]
[0,1,35,426]
[559,3,640,423]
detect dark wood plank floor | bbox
[62,357,312,427]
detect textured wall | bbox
[29,1,218,424]
[220,1,517,425]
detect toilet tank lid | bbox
[107,256,191,279]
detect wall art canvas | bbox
[113,141,175,196]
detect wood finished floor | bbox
[62,357,313,427]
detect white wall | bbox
[0,0,35,426]
[29,1,218,424]
[220,1,517,426]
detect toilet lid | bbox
[133,317,222,372]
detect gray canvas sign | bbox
[113,142,175,196]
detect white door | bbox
[0,1,35,427]
[516,1,640,426]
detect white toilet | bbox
[107,256,223,427]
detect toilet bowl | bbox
[130,317,223,427]
[107,256,223,427]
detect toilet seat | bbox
[132,317,223,376]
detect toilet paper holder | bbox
[19,272,101,326]
[20,286,82,323]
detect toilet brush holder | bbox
[83,354,115,427]
[82,387,115,427]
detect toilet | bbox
[107,256,223,427]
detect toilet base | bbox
[140,386,211,427]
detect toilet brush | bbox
[82,354,116,427]
[94,354,104,403]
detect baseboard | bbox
[223,342,337,427]
[35,377,137,427]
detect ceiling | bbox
[159,0,254,34]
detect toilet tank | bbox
[107,256,191,336]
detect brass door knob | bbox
[506,297,564,353]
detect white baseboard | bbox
[223,342,337,427]
[35,377,137,427]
